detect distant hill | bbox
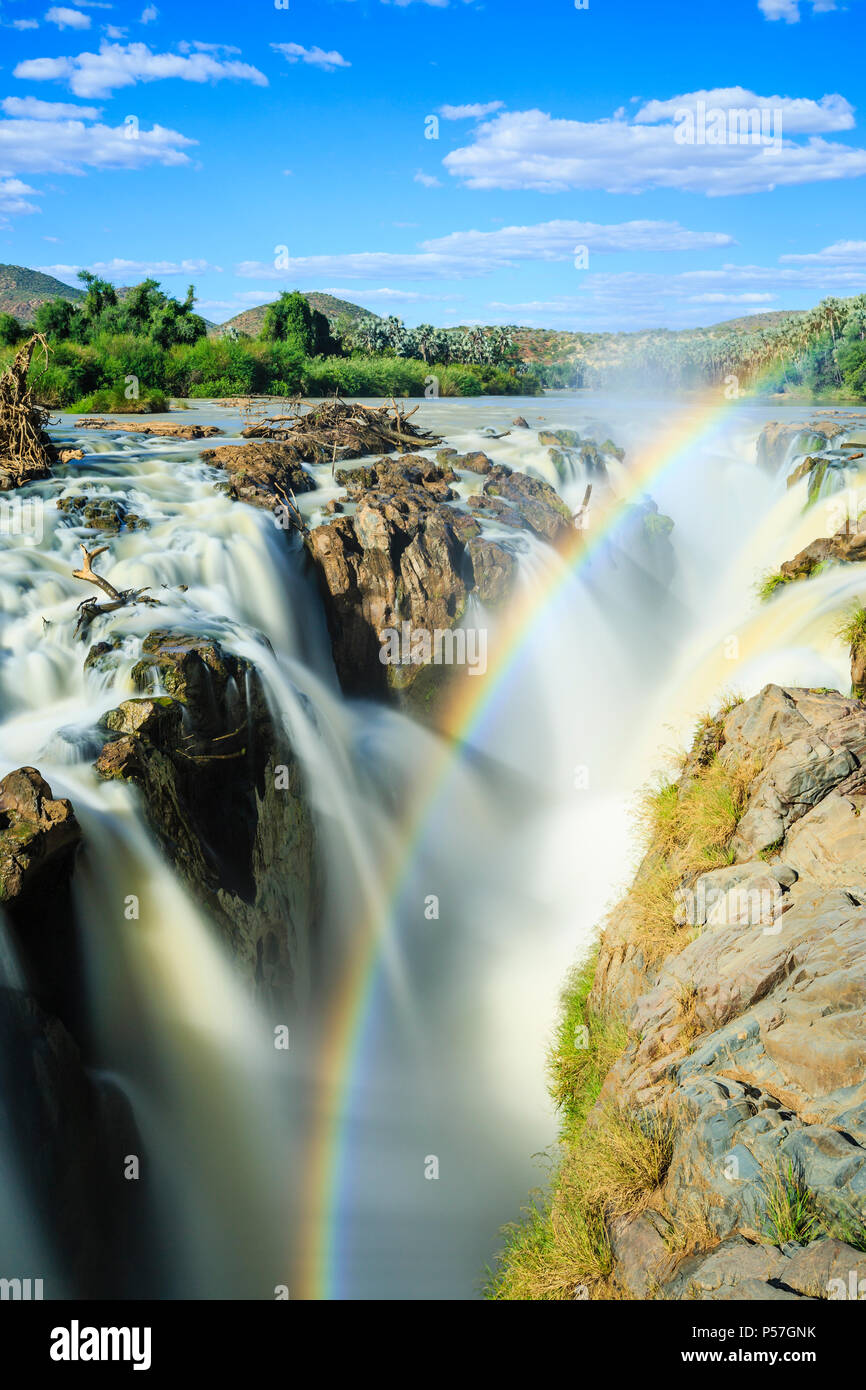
[214,292,381,338]
[0,264,83,320]
[511,308,812,366]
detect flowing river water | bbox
[2,392,866,1299]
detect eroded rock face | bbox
[307,492,472,702]
[94,631,318,1002]
[306,453,568,707]
[591,684,866,1299]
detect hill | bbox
[0,264,83,320]
[214,292,381,338]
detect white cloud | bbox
[684,292,776,303]
[634,88,855,134]
[759,0,803,19]
[413,169,441,186]
[235,218,735,282]
[2,95,102,119]
[323,286,460,303]
[11,18,40,29]
[140,5,158,22]
[14,41,268,98]
[438,101,503,120]
[178,40,242,57]
[39,257,221,279]
[45,8,91,30]
[271,43,350,71]
[780,239,866,264]
[0,114,195,173]
[0,177,41,221]
[442,96,866,195]
[758,0,851,18]
[105,25,126,38]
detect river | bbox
[1,392,864,1299]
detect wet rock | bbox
[84,637,122,677]
[512,416,529,428]
[96,631,318,1001]
[335,456,457,500]
[0,988,151,1297]
[0,767,82,1023]
[461,451,494,474]
[758,420,848,474]
[538,428,584,448]
[307,500,470,702]
[473,467,573,544]
[201,440,317,511]
[57,494,149,533]
[467,538,518,607]
[0,766,80,907]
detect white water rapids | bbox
[1,394,865,1299]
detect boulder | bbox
[201,440,317,509]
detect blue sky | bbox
[0,0,864,329]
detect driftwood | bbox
[72,542,159,637]
[271,483,310,539]
[240,397,441,455]
[0,334,56,488]
[572,484,592,530]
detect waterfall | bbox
[1,396,864,1298]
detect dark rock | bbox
[57,494,149,533]
[0,767,82,1024]
[201,441,317,510]
[467,538,517,606]
[461,451,494,474]
[474,467,573,544]
[96,631,318,1001]
[0,988,152,1297]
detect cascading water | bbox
[1,395,864,1299]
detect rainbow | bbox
[295,390,760,1299]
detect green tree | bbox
[262,291,316,353]
[0,313,22,346]
[34,297,77,340]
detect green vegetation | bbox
[2,278,539,405]
[837,603,866,655]
[757,569,796,602]
[631,735,755,963]
[763,1161,821,1245]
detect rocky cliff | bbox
[493,684,866,1300]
